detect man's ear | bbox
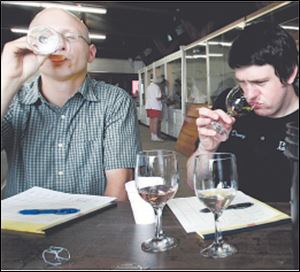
[88,44,97,63]
[287,65,298,84]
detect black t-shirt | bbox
[197,88,299,202]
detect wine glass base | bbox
[141,236,178,253]
[201,242,237,258]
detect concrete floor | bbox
[138,123,194,198]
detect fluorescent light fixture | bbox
[1,1,107,14]
[11,28,29,34]
[281,25,299,31]
[11,28,106,40]
[186,55,207,59]
[208,41,232,47]
[186,53,223,59]
[89,34,106,40]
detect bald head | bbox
[29,8,90,42]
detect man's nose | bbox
[55,39,68,53]
[243,85,259,101]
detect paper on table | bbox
[167,191,291,239]
[125,180,155,224]
[1,186,116,234]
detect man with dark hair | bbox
[187,21,299,201]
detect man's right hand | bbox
[196,107,235,152]
[1,36,48,119]
[1,36,47,91]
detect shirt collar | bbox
[78,75,99,102]
[20,75,99,105]
[19,77,42,105]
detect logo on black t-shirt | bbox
[276,140,286,152]
[231,129,246,140]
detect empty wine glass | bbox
[27,25,64,55]
[211,85,253,137]
[193,152,238,258]
[135,150,179,252]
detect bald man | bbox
[1,8,140,200]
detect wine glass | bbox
[27,26,64,55]
[135,150,179,252]
[210,85,253,137]
[193,152,238,258]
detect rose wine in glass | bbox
[135,150,179,252]
[193,152,238,258]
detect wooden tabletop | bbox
[1,202,294,270]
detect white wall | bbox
[88,58,144,74]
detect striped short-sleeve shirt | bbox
[1,76,141,198]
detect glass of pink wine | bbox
[135,150,179,252]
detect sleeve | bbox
[103,90,141,170]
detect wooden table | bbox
[1,202,294,270]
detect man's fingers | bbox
[214,109,234,124]
[196,116,211,127]
[198,107,219,120]
[198,126,217,137]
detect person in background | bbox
[157,74,169,138]
[187,21,298,202]
[1,8,140,201]
[172,78,182,109]
[145,75,164,141]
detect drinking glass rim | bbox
[137,149,177,157]
[195,152,236,156]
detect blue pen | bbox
[19,208,80,215]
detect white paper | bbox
[125,180,155,224]
[1,186,116,231]
[167,191,290,235]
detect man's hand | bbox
[196,107,235,151]
[1,36,48,119]
[1,36,47,87]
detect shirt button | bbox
[260,136,265,141]
[61,115,66,120]
[58,143,64,148]
[58,171,64,176]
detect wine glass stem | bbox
[214,213,223,247]
[154,207,164,239]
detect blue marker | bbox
[19,208,80,215]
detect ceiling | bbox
[1,1,273,65]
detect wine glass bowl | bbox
[193,152,238,258]
[135,150,179,253]
[27,26,64,55]
[211,85,253,136]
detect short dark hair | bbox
[228,21,298,83]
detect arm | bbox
[186,143,211,189]
[1,37,47,119]
[186,106,236,188]
[104,168,133,201]
[103,90,140,201]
